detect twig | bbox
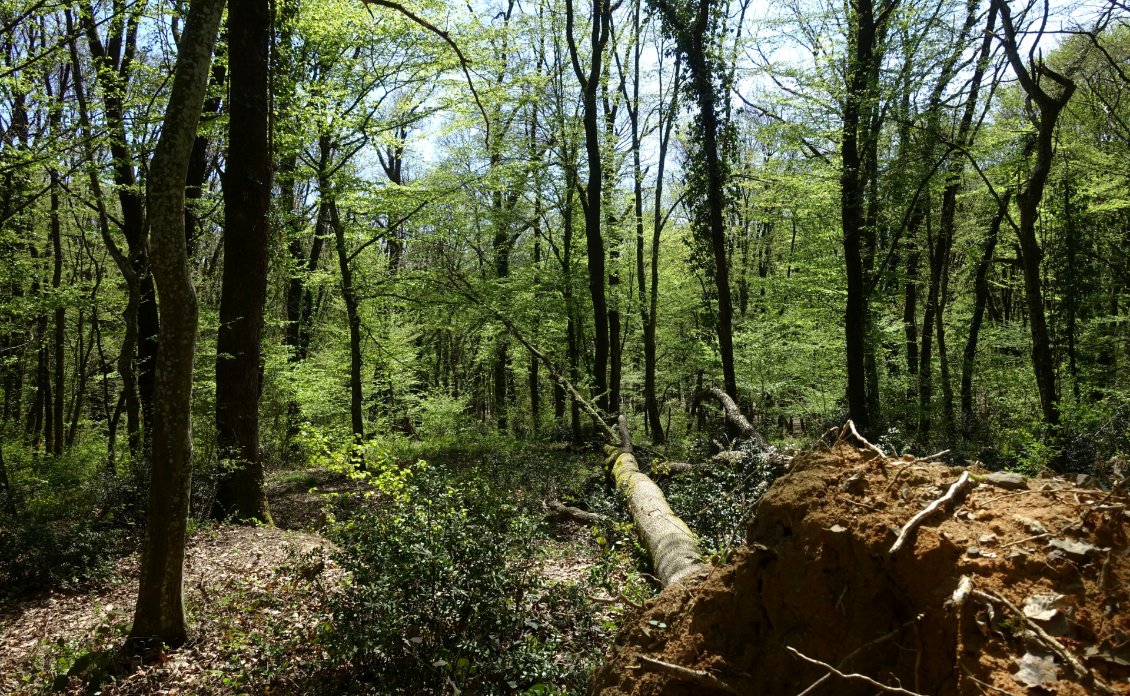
[884,464,913,493]
[975,489,1044,506]
[361,0,491,148]
[796,614,924,696]
[912,449,950,463]
[845,498,884,513]
[588,593,642,610]
[970,588,1113,695]
[846,419,886,458]
[890,471,971,554]
[959,661,1020,695]
[785,645,927,696]
[998,532,1051,549]
[636,654,737,693]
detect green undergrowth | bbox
[660,437,781,562]
[284,431,634,694]
[0,434,136,598]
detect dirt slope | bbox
[591,441,1130,695]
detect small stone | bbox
[967,546,981,557]
[979,534,997,545]
[986,471,1028,490]
[830,524,848,533]
[1075,474,1100,489]
[840,473,867,496]
[1015,516,1047,534]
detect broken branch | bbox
[845,419,885,458]
[546,500,607,525]
[786,645,927,696]
[889,471,971,554]
[636,654,737,694]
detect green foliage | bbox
[663,444,779,555]
[0,436,132,595]
[322,457,608,694]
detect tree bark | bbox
[330,197,365,443]
[213,0,272,523]
[128,0,225,652]
[694,386,769,450]
[49,172,65,456]
[650,0,738,401]
[840,0,897,433]
[605,416,704,586]
[78,2,155,452]
[994,0,1074,449]
[565,0,611,414]
[962,192,1010,433]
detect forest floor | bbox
[591,440,1130,695]
[0,461,622,695]
[7,439,1127,695]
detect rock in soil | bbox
[590,441,1130,695]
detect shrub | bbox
[323,459,603,694]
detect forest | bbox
[1,0,1129,691]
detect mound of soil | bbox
[591,441,1130,695]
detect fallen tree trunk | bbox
[694,387,768,449]
[606,416,704,586]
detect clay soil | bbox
[591,441,1130,695]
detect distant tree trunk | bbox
[529,236,542,432]
[185,58,226,254]
[562,163,583,440]
[213,0,272,523]
[994,0,1074,447]
[902,221,920,400]
[962,191,1011,433]
[650,0,738,402]
[0,441,15,516]
[330,197,365,443]
[79,2,157,451]
[625,0,678,443]
[918,0,991,441]
[27,246,48,450]
[50,171,65,456]
[565,0,611,414]
[840,0,897,433]
[129,0,225,651]
[492,150,513,431]
[66,14,140,458]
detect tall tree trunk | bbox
[565,0,611,414]
[67,13,140,459]
[185,59,226,254]
[27,246,48,449]
[994,0,1074,455]
[330,198,365,443]
[79,2,156,451]
[840,0,897,433]
[650,0,738,401]
[962,192,1010,433]
[50,172,65,456]
[563,173,583,440]
[129,0,225,651]
[918,0,993,440]
[213,0,272,523]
